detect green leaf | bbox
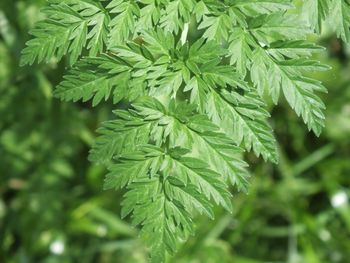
[302,0,331,33]
[21,0,108,66]
[232,0,293,17]
[249,13,310,45]
[205,89,278,162]
[198,14,232,41]
[54,55,132,106]
[228,28,255,77]
[267,40,324,59]
[93,97,250,191]
[106,145,231,261]
[136,98,250,191]
[302,0,350,43]
[107,0,140,48]
[329,0,350,43]
[159,0,195,34]
[89,110,154,164]
[251,48,329,136]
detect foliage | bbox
[1,0,350,263]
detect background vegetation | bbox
[1,0,350,262]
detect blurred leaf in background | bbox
[0,1,350,263]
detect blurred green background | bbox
[1,1,350,263]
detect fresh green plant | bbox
[20,0,350,262]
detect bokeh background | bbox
[1,1,350,263]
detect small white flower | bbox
[319,229,331,241]
[50,240,65,255]
[97,225,107,237]
[331,191,348,208]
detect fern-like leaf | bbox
[21,0,108,66]
[21,1,343,261]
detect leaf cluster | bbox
[20,0,350,262]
